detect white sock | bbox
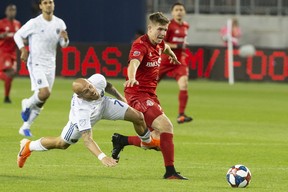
[27,92,44,107]
[138,129,151,143]
[27,105,42,124]
[20,122,31,130]
[29,138,47,151]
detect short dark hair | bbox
[171,2,185,11]
[148,12,170,25]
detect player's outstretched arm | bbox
[105,82,127,103]
[124,59,140,87]
[163,43,181,64]
[81,129,117,167]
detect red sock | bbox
[179,90,188,114]
[0,72,12,97]
[128,136,141,147]
[160,133,174,166]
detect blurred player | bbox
[159,2,192,124]
[0,4,21,103]
[17,74,157,168]
[220,18,241,47]
[14,0,69,137]
[121,12,188,180]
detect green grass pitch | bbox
[0,77,287,192]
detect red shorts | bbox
[0,52,17,71]
[159,64,189,81]
[125,92,163,127]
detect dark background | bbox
[0,0,146,43]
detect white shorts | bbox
[27,63,55,91]
[60,97,129,144]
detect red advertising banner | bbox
[17,43,288,82]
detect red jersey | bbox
[0,18,21,55]
[161,19,189,65]
[125,34,165,95]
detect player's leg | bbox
[150,113,188,180]
[111,128,161,161]
[174,65,193,124]
[19,67,54,136]
[101,98,156,159]
[17,122,80,168]
[0,56,16,103]
[177,75,193,123]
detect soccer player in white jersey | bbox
[14,0,69,137]
[17,74,159,168]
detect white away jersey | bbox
[14,14,67,67]
[69,94,105,132]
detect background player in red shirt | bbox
[113,12,188,180]
[159,2,192,124]
[0,4,21,103]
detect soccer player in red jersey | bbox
[159,2,192,124]
[0,4,21,103]
[113,12,188,180]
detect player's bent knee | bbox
[125,107,145,124]
[57,139,70,149]
[38,88,51,101]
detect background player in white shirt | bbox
[17,74,158,168]
[14,0,69,137]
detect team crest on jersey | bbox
[56,28,60,34]
[37,79,42,85]
[79,119,87,127]
[146,100,154,106]
[133,51,140,56]
[175,30,179,34]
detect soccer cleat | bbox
[111,133,126,161]
[164,172,188,180]
[19,128,33,137]
[17,139,32,168]
[19,123,33,137]
[177,114,193,124]
[141,137,161,151]
[4,96,11,103]
[21,99,31,122]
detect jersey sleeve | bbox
[16,19,34,39]
[128,42,147,63]
[76,108,92,132]
[14,19,34,49]
[73,98,92,132]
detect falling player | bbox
[17,74,157,168]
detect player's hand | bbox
[60,30,69,42]
[124,79,139,87]
[169,55,181,65]
[100,156,118,167]
[20,48,29,62]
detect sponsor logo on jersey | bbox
[146,59,161,67]
[56,28,60,34]
[146,100,154,106]
[133,51,140,56]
